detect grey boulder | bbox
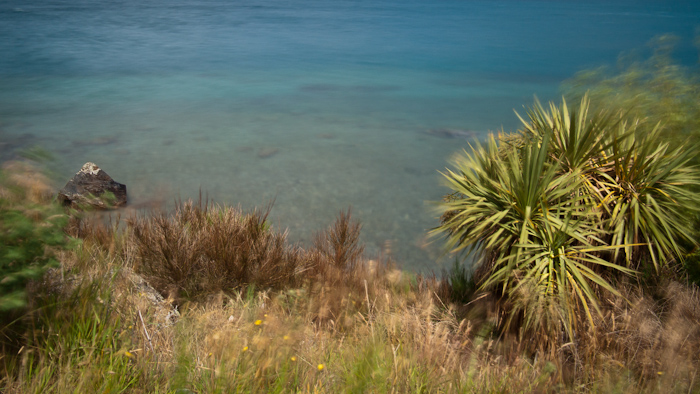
[58,162,127,209]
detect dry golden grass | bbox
[0,161,54,204]
[578,279,700,391]
[2,194,700,393]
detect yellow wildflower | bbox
[317,364,324,371]
[254,319,262,326]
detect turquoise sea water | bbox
[1,0,698,271]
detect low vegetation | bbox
[1,36,700,393]
[434,94,699,352]
[563,34,700,146]
[1,159,698,393]
[564,34,700,283]
[0,161,69,312]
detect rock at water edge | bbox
[57,162,127,209]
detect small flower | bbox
[317,364,324,371]
[283,335,289,341]
[264,314,268,317]
[254,319,262,326]
[242,346,249,352]
[208,352,213,357]
[124,351,134,359]
[657,371,664,375]
[290,356,297,362]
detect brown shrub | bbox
[126,201,374,306]
[65,211,123,255]
[127,200,305,302]
[313,208,363,272]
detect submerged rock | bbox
[57,162,127,209]
[72,135,119,147]
[425,128,477,139]
[258,147,279,159]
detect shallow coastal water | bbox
[1,0,698,271]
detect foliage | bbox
[313,208,364,272]
[129,200,303,301]
[129,201,367,302]
[521,96,700,270]
[4,233,700,393]
[563,34,700,281]
[434,95,700,347]
[0,164,70,312]
[563,34,700,147]
[444,258,476,303]
[1,271,152,393]
[1,167,699,391]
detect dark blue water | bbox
[1,0,698,270]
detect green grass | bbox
[0,164,71,312]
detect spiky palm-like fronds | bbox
[600,124,700,269]
[434,133,632,341]
[516,95,700,269]
[517,94,620,175]
[434,96,700,347]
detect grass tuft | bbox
[128,200,304,302]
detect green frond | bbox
[434,94,700,348]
